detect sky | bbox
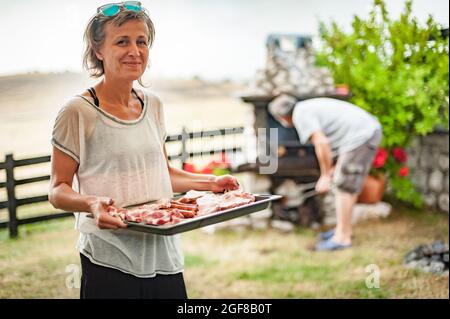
[0,0,448,80]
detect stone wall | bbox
[409,130,449,213]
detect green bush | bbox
[317,0,449,207]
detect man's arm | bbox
[310,131,332,176]
[310,131,333,193]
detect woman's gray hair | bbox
[82,9,155,87]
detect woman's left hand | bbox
[211,174,240,193]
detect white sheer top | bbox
[51,90,183,277]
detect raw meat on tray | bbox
[196,190,256,215]
[178,190,208,204]
[105,190,255,226]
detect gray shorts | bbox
[333,129,382,194]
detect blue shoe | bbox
[318,229,335,241]
[315,239,352,251]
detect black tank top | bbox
[87,87,144,109]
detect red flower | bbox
[373,148,388,169]
[184,153,231,175]
[392,147,407,163]
[398,166,409,177]
[183,163,197,173]
[200,167,213,174]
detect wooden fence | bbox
[0,126,244,238]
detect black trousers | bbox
[80,253,187,299]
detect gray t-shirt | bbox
[51,90,184,278]
[292,98,381,157]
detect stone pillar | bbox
[408,130,449,214]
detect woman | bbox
[49,2,239,299]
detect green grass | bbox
[185,254,218,268]
[0,204,448,298]
[234,263,337,282]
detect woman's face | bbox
[96,19,149,81]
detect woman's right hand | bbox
[88,197,127,229]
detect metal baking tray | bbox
[125,194,282,235]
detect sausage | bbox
[176,209,196,218]
[170,201,198,211]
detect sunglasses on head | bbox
[97,1,142,17]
